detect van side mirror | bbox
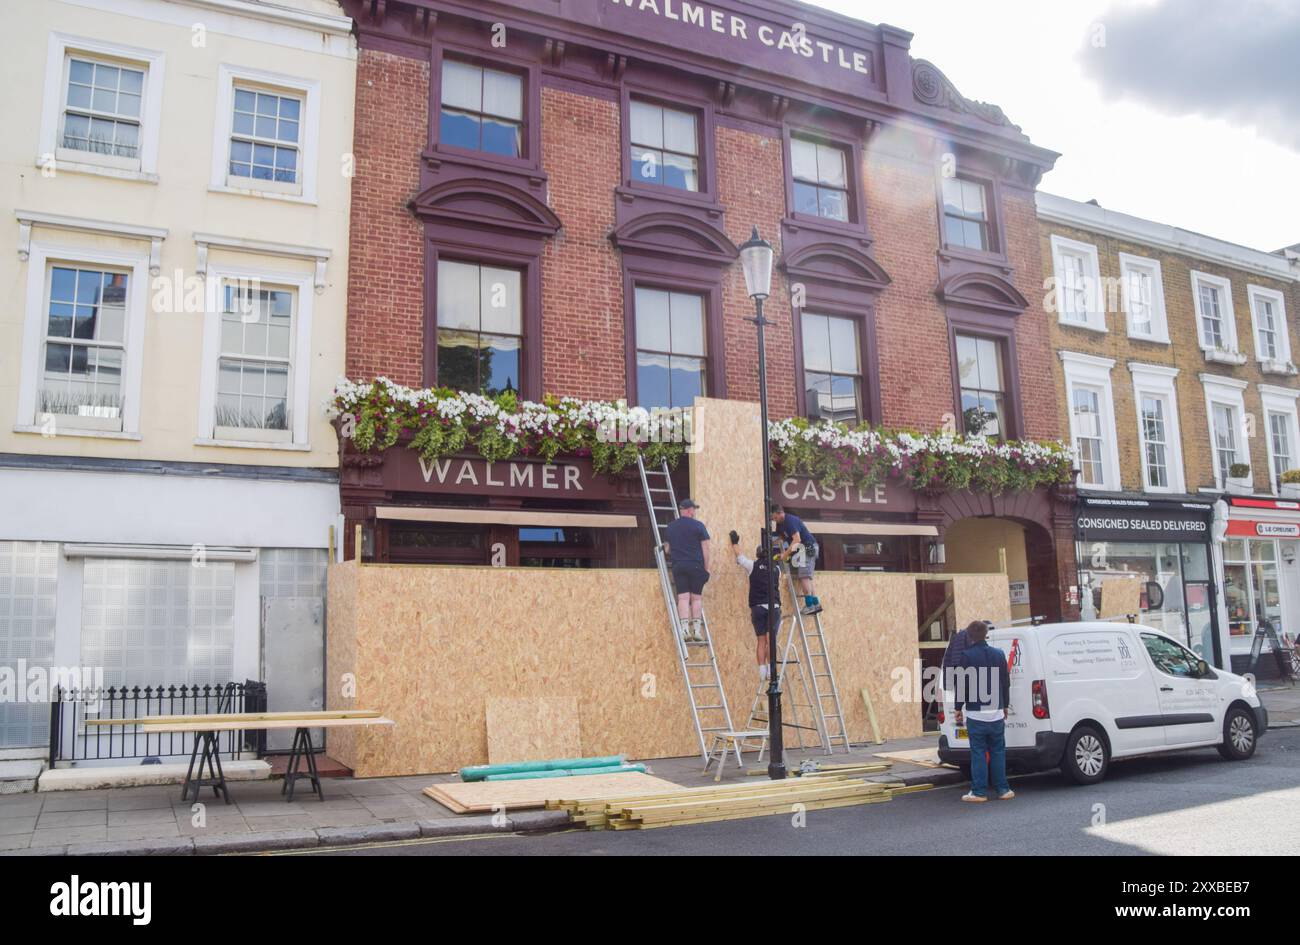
[1196,659,1210,677]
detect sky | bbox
[810,0,1300,253]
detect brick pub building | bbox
[327,0,1080,772]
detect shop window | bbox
[941,176,991,252]
[954,333,1005,438]
[519,527,597,568]
[387,522,484,564]
[436,260,523,397]
[81,558,235,687]
[790,136,850,222]
[439,59,524,159]
[801,312,862,424]
[1076,541,1214,657]
[0,542,58,748]
[629,99,699,192]
[1222,538,1283,663]
[634,286,706,409]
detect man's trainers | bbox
[961,792,988,803]
[997,790,1016,801]
[801,605,823,616]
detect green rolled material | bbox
[459,754,626,782]
[483,763,647,782]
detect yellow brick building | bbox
[1038,194,1300,673]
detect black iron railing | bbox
[49,680,268,765]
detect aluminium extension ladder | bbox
[782,559,851,753]
[636,455,741,766]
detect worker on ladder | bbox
[663,497,711,644]
[728,530,780,683]
[771,504,822,615]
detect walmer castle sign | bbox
[604,0,873,78]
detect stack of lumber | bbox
[748,760,893,778]
[423,771,679,814]
[547,774,931,830]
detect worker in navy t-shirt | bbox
[771,504,822,615]
[663,498,711,644]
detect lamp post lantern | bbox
[739,226,785,781]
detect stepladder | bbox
[743,601,825,753]
[782,560,851,753]
[636,455,741,767]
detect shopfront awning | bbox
[375,506,639,529]
[805,521,939,537]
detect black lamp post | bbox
[739,226,785,781]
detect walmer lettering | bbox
[609,0,870,76]
[49,875,151,926]
[417,458,585,493]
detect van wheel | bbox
[1061,725,1109,785]
[1217,706,1258,760]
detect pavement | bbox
[3,685,1294,856]
[317,719,1300,857]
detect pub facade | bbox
[337,0,1075,598]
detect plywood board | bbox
[485,697,581,765]
[1098,577,1141,619]
[873,747,945,768]
[422,771,681,814]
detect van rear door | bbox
[991,630,1040,748]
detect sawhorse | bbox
[282,726,325,801]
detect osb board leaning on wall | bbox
[952,573,1013,628]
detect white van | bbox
[937,621,1268,784]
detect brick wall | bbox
[539,88,626,401]
[865,148,952,431]
[715,124,795,416]
[345,48,428,386]
[1041,219,1300,494]
[343,47,1066,449]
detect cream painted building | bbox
[0,0,355,762]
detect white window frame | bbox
[16,240,150,439]
[197,263,314,449]
[1128,363,1185,494]
[37,33,165,182]
[1060,351,1121,491]
[1050,235,1105,332]
[210,64,319,203]
[1118,253,1169,344]
[1246,284,1293,369]
[1190,271,1245,362]
[1259,385,1300,494]
[1200,374,1251,491]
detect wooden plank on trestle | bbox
[484,697,581,765]
[84,710,382,727]
[422,771,680,814]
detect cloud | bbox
[1079,0,1300,149]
